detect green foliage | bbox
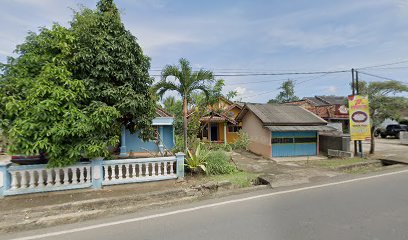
[70,0,155,139]
[207,171,257,188]
[0,24,120,167]
[172,135,184,153]
[268,79,299,103]
[206,150,237,175]
[202,142,232,152]
[0,0,156,166]
[355,80,408,126]
[231,130,250,150]
[186,143,208,173]
[226,90,238,100]
[154,58,214,151]
[162,96,183,135]
[351,80,408,153]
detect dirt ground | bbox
[231,151,343,188]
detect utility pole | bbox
[351,69,358,156]
[355,70,363,157]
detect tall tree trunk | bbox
[370,125,375,154]
[183,96,188,153]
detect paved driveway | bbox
[354,138,408,163]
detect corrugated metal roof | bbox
[266,125,336,132]
[156,107,172,117]
[315,96,346,105]
[244,103,327,125]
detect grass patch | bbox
[303,157,368,170]
[204,171,258,188]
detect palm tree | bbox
[155,58,214,152]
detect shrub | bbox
[185,143,208,174]
[231,130,250,150]
[172,135,185,153]
[202,142,232,152]
[206,150,237,175]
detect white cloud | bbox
[326,86,338,94]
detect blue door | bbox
[272,131,317,157]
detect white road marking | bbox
[8,168,408,240]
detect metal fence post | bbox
[91,158,103,189]
[175,152,185,179]
[0,161,11,197]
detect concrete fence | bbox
[400,132,408,145]
[319,134,351,154]
[0,153,185,197]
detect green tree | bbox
[268,79,299,104]
[0,0,156,166]
[154,58,214,151]
[355,80,408,154]
[162,96,183,136]
[70,0,155,139]
[0,25,120,167]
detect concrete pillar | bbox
[159,126,164,154]
[224,122,227,145]
[91,158,103,189]
[175,152,185,179]
[0,161,11,197]
[119,126,129,158]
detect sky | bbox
[1,0,408,103]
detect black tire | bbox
[396,132,400,139]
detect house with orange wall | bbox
[191,97,243,144]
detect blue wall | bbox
[124,125,175,153]
[272,131,317,157]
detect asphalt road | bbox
[3,169,408,240]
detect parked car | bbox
[380,124,407,139]
[11,152,48,165]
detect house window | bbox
[228,125,241,133]
[227,111,235,118]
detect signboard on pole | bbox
[348,95,371,141]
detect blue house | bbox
[119,108,175,157]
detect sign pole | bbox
[351,69,358,156]
[355,70,364,157]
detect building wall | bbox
[242,111,271,158]
[124,125,174,155]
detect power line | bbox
[295,72,335,85]
[357,59,408,70]
[227,75,310,86]
[357,71,401,82]
[150,69,349,78]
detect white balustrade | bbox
[7,164,91,193]
[102,157,178,185]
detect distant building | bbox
[236,103,335,158]
[192,97,243,144]
[285,96,349,133]
[119,107,175,157]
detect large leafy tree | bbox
[155,58,214,151]
[268,79,299,103]
[70,0,155,138]
[0,25,120,167]
[355,80,408,154]
[0,0,156,166]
